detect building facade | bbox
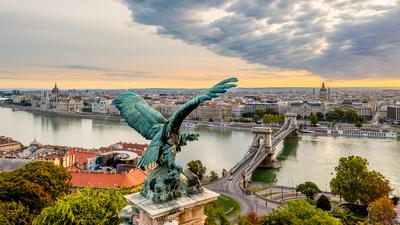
[387,105,400,124]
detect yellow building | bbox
[0,136,22,151]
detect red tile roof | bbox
[66,165,81,171]
[66,149,97,164]
[69,169,146,188]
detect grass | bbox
[217,195,241,216]
[262,192,281,198]
[248,186,268,193]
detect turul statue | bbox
[113,77,238,203]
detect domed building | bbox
[37,83,83,112]
[319,82,330,100]
[51,83,60,96]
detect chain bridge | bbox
[206,113,299,214]
[230,113,298,186]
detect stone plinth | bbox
[121,188,219,225]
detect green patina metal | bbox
[112,77,238,203]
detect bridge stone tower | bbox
[251,127,272,151]
[284,112,297,126]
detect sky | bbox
[0,0,400,89]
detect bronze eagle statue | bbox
[112,77,238,202]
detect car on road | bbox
[229,176,233,181]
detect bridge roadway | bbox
[205,122,297,216]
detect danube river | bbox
[1,107,400,192]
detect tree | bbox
[316,195,332,211]
[0,201,30,225]
[255,109,266,118]
[316,112,325,121]
[368,197,397,225]
[187,160,206,180]
[236,214,254,225]
[326,110,341,122]
[360,171,392,205]
[344,109,358,123]
[296,181,321,201]
[310,113,318,126]
[263,114,284,124]
[0,173,52,214]
[0,161,71,217]
[14,161,71,200]
[209,170,219,182]
[258,200,340,225]
[330,156,392,206]
[32,189,127,225]
[355,121,363,128]
[204,199,231,225]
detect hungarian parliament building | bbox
[31,83,84,112]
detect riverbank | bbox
[0,103,260,130]
[0,104,123,121]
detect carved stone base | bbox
[120,188,219,225]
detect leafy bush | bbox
[32,189,127,225]
[316,195,332,211]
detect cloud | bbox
[123,0,400,78]
[0,61,150,80]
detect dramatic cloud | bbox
[0,61,150,80]
[123,0,400,78]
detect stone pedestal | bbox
[120,188,219,225]
[259,155,281,169]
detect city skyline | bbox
[1,0,400,88]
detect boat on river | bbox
[304,127,398,138]
[181,121,198,129]
[207,122,230,129]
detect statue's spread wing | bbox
[112,92,166,140]
[165,77,238,137]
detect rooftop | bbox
[69,168,146,188]
[0,136,21,146]
[65,149,97,164]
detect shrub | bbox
[316,195,332,211]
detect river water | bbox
[1,107,400,192]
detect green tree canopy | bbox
[330,156,392,205]
[310,113,318,126]
[0,201,30,225]
[32,189,127,225]
[316,112,325,121]
[325,108,364,123]
[258,200,340,225]
[14,161,72,200]
[209,170,219,182]
[296,181,321,201]
[263,114,284,124]
[0,161,71,215]
[187,160,207,180]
